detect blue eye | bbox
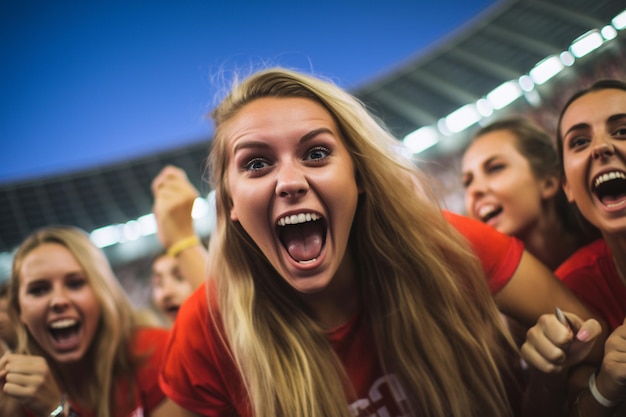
[245,158,269,171]
[306,146,330,161]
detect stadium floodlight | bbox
[137,213,157,236]
[518,75,535,92]
[529,55,563,85]
[475,98,493,118]
[559,51,575,67]
[487,80,523,110]
[570,29,603,58]
[444,104,480,133]
[122,220,142,241]
[612,9,626,30]
[403,126,439,154]
[192,197,210,219]
[90,225,122,248]
[601,25,618,40]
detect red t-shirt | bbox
[443,210,524,294]
[555,239,626,331]
[161,211,524,416]
[160,284,407,417]
[25,327,170,417]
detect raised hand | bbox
[0,353,63,417]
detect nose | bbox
[466,175,487,199]
[49,288,70,312]
[275,162,308,199]
[592,142,615,160]
[464,176,486,213]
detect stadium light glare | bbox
[192,197,210,219]
[612,10,626,30]
[601,25,618,40]
[444,104,480,133]
[559,51,575,67]
[487,81,523,110]
[529,55,563,85]
[90,225,121,248]
[403,126,439,154]
[137,213,157,236]
[518,75,535,92]
[122,220,142,241]
[570,29,603,58]
[475,98,493,117]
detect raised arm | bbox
[152,165,209,289]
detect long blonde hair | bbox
[9,226,141,417]
[208,67,516,417]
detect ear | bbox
[540,175,560,200]
[230,205,239,222]
[561,176,575,203]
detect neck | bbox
[55,354,93,405]
[301,250,360,329]
[519,211,581,270]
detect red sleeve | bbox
[133,327,171,413]
[159,282,250,417]
[443,210,524,294]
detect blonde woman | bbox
[0,226,179,417]
[160,68,597,417]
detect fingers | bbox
[574,317,602,343]
[522,312,604,376]
[151,165,187,194]
[521,314,570,373]
[152,166,200,247]
[0,354,61,415]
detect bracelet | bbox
[588,371,620,408]
[49,394,66,417]
[166,235,201,258]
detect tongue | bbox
[282,221,324,262]
[600,192,626,207]
[51,327,80,350]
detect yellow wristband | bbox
[167,236,201,258]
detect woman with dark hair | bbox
[462,116,598,271]
[522,79,626,416]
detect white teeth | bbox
[49,319,77,329]
[278,212,320,226]
[477,205,496,219]
[595,171,626,188]
[298,258,317,264]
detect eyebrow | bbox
[233,128,334,153]
[564,113,626,137]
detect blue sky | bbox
[1,0,496,184]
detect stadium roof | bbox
[1,0,624,278]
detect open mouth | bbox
[592,170,626,208]
[48,318,80,345]
[277,212,327,264]
[477,204,502,223]
[166,305,180,316]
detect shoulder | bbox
[166,280,224,356]
[555,239,608,278]
[442,210,518,248]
